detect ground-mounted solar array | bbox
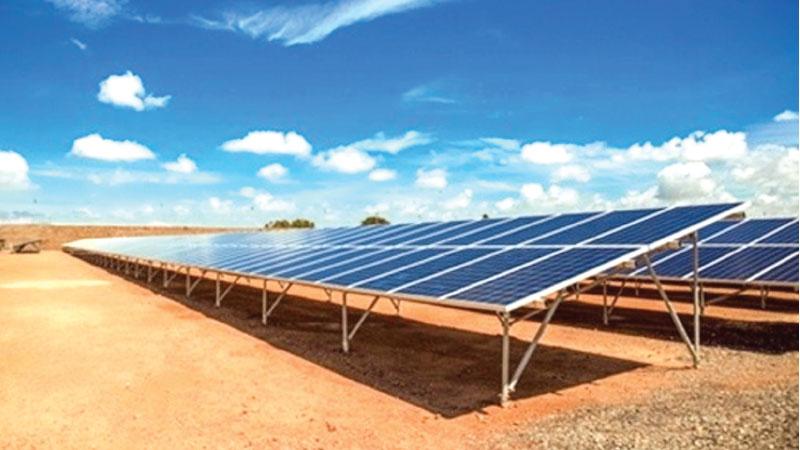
[64,203,745,312]
[626,217,799,287]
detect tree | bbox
[481,213,489,219]
[361,215,390,226]
[265,218,315,229]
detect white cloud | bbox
[729,145,799,215]
[656,161,725,201]
[257,163,289,182]
[221,130,312,157]
[312,146,375,174]
[239,187,295,213]
[613,130,747,164]
[521,183,579,207]
[0,150,33,190]
[173,205,190,216]
[415,168,447,189]
[617,187,659,209]
[69,133,156,162]
[495,197,516,212]
[368,168,397,182]
[46,0,125,27]
[552,165,591,183]
[196,0,443,46]
[444,189,473,210]
[365,202,390,214]
[82,169,219,186]
[162,154,197,174]
[70,38,87,50]
[774,110,799,122]
[208,196,234,214]
[402,84,455,104]
[351,130,433,154]
[97,71,171,111]
[520,142,574,165]
[481,137,520,151]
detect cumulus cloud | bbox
[46,0,125,27]
[368,168,396,182]
[0,150,33,190]
[774,110,799,122]
[495,197,516,212]
[221,130,312,157]
[552,165,591,183]
[70,133,156,162]
[195,0,444,46]
[655,161,720,201]
[239,186,295,212]
[162,154,197,174]
[520,183,579,208]
[257,163,289,182]
[444,189,473,210]
[729,145,799,215]
[610,130,747,164]
[312,146,375,173]
[481,137,520,151]
[97,71,170,111]
[520,142,574,165]
[351,130,432,154]
[415,168,447,189]
[208,196,234,214]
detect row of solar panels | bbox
[627,217,799,286]
[65,203,743,312]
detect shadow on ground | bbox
[85,261,647,418]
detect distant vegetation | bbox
[265,218,315,229]
[361,215,390,226]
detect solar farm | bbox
[60,202,798,406]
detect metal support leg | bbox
[605,279,627,324]
[186,269,205,298]
[261,279,268,325]
[341,292,349,353]
[761,286,768,309]
[508,293,565,392]
[214,274,241,307]
[263,282,292,326]
[602,279,608,325]
[500,311,511,406]
[691,232,700,358]
[643,254,699,366]
[346,296,380,342]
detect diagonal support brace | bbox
[215,273,242,307]
[263,282,292,325]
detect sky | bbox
[0,0,798,227]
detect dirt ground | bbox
[0,225,250,251]
[0,251,797,449]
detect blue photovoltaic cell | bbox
[756,255,799,283]
[696,221,740,240]
[482,213,597,246]
[358,248,496,292]
[235,247,344,274]
[317,248,449,285]
[279,248,410,278]
[535,209,658,245]
[706,218,794,244]
[376,221,469,245]
[648,247,738,278]
[700,246,797,280]
[346,223,431,245]
[397,248,557,298]
[412,218,511,245]
[454,247,631,305]
[759,221,799,244]
[591,204,735,245]
[329,224,409,245]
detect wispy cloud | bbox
[402,83,456,104]
[70,37,87,50]
[46,0,126,27]
[194,0,447,46]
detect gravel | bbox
[484,349,798,450]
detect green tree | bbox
[361,215,390,226]
[265,218,315,229]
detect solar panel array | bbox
[627,217,799,286]
[64,203,744,312]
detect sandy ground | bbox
[0,225,249,251]
[0,251,797,449]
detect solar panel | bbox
[64,203,745,312]
[627,217,799,287]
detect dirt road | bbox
[0,251,796,448]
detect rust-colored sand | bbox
[0,251,796,449]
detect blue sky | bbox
[0,0,797,226]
